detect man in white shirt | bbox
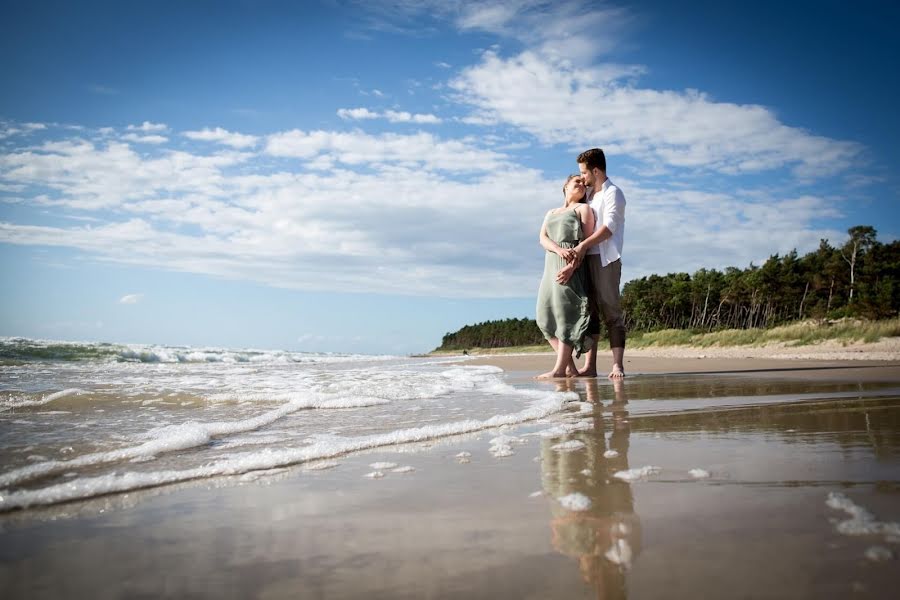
[558,148,626,378]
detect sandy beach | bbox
[460,343,900,383]
[2,346,899,599]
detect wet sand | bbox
[2,359,899,599]
[461,352,900,381]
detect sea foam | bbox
[0,393,391,489]
[1,388,85,411]
[613,466,661,481]
[0,391,570,511]
[825,492,900,538]
[558,493,591,511]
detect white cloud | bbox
[264,129,504,172]
[458,114,498,126]
[456,3,521,33]
[384,110,441,124]
[0,137,252,210]
[337,108,380,120]
[450,49,862,178]
[0,121,48,139]
[0,125,547,296]
[619,177,847,280]
[350,0,626,61]
[338,108,442,124]
[119,293,143,304]
[183,127,259,149]
[127,121,167,132]
[122,133,168,144]
[0,124,854,299]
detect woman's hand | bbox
[556,263,576,284]
[556,246,575,261]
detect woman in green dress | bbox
[536,175,595,378]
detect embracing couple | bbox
[536,148,626,380]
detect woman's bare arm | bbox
[539,212,568,258]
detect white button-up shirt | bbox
[586,178,626,266]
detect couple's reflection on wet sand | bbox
[541,379,640,600]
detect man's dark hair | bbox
[577,148,606,172]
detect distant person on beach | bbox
[557,148,627,379]
[535,175,595,379]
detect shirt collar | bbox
[588,178,610,201]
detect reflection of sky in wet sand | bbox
[2,370,899,599]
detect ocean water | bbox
[0,337,577,511]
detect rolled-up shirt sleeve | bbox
[603,187,625,233]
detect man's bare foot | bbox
[608,364,625,379]
[576,369,597,377]
[535,370,566,379]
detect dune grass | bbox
[628,318,900,349]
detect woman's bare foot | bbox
[535,370,566,379]
[608,364,625,379]
[576,368,597,377]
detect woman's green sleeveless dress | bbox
[536,209,593,357]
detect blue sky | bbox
[1,0,898,355]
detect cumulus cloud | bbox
[619,178,846,280]
[0,123,546,296]
[337,108,379,120]
[0,121,47,139]
[384,110,441,124]
[338,107,442,124]
[119,294,143,304]
[0,123,853,298]
[127,121,167,132]
[450,49,862,178]
[264,129,504,172]
[0,137,252,210]
[183,127,259,148]
[353,1,861,179]
[122,133,168,144]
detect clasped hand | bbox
[555,245,583,284]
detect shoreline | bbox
[430,336,900,363]
[438,338,900,381]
